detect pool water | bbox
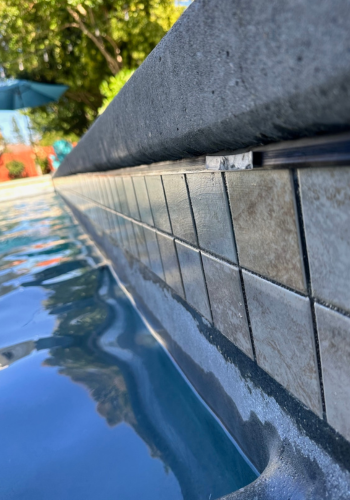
[0,193,257,500]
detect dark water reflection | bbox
[0,194,257,499]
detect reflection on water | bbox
[0,194,257,499]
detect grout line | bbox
[183,173,199,247]
[160,174,174,235]
[292,169,327,419]
[238,268,257,361]
[143,175,156,227]
[222,172,257,361]
[173,237,187,300]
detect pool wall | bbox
[53,0,350,497]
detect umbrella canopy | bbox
[0,79,68,110]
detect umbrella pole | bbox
[18,90,42,176]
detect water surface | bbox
[0,193,257,499]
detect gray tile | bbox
[123,176,140,220]
[116,215,128,249]
[96,176,106,206]
[109,212,122,245]
[133,223,150,266]
[132,176,154,226]
[175,240,212,321]
[187,172,237,262]
[145,175,172,233]
[109,177,122,212]
[299,167,350,312]
[157,232,184,298]
[227,170,306,292]
[143,227,165,280]
[243,270,322,415]
[114,177,129,215]
[316,304,350,441]
[124,219,139,258]
[202,253,253,358]
[162,174,197,245]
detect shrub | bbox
[6,160,25,179]
[37,157,51,175]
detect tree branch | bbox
[66,7,120,74]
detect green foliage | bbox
[37,157,51,175]
[6,160,25,179]
[99,68,135,113]
[0,0,185,138]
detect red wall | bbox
[0,145,54,182]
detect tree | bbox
[0,1,185,139]
[11,116,25,144]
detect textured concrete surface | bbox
[243,270,322,415]
[187,172,237,262]
[143,226,165,280]
[175,240,211,321]
[132,176,154,226]
[145,175,172,233]
[299,167,350,313]
[56,0,350,177]
[157,232,185,298]
[316,304,350,441]
[162,174,197,245]
[202,252,252,358]
[227,170,306,292]
[123,177,140,220]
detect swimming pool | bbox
[0,193,257,499]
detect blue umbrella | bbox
[0,79,68,110]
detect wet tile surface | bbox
[243,271,322,415]
[109,177,122,212]
[123,177,140,219]
[226,170,305,292]
[187,173,237,262]
[145,175,172,233]
[133,176,154,226]
[299,167,350,312]
[133,222,150,267]
[162,175,197,245]
[124,219,139,258]
[202,253,252,358]
[316,304,350,440]
[157,232,184,298]
[114,177,130,216]
[175,241,211,321]
[144,227,165,280]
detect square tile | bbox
[227,170,305,292]
[116,215,128,249]
[145,175,172,233]
[124,219,139,258]
[187,172,237,262]
[143,227,165,280]
[123,176,140,220]
[202,253,253,358]
[109,177,121,213]
[316,304,350,441]
[175,240,212,321]
[299,167,350,312]
[132,176,154,226]
[157,232,184,298]
[114,177,130,215]
[243,270,322,415]
[162,174,197,245]
[133,222,150,267]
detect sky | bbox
[0,110,31,144]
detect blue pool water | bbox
[0,193,257,499]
